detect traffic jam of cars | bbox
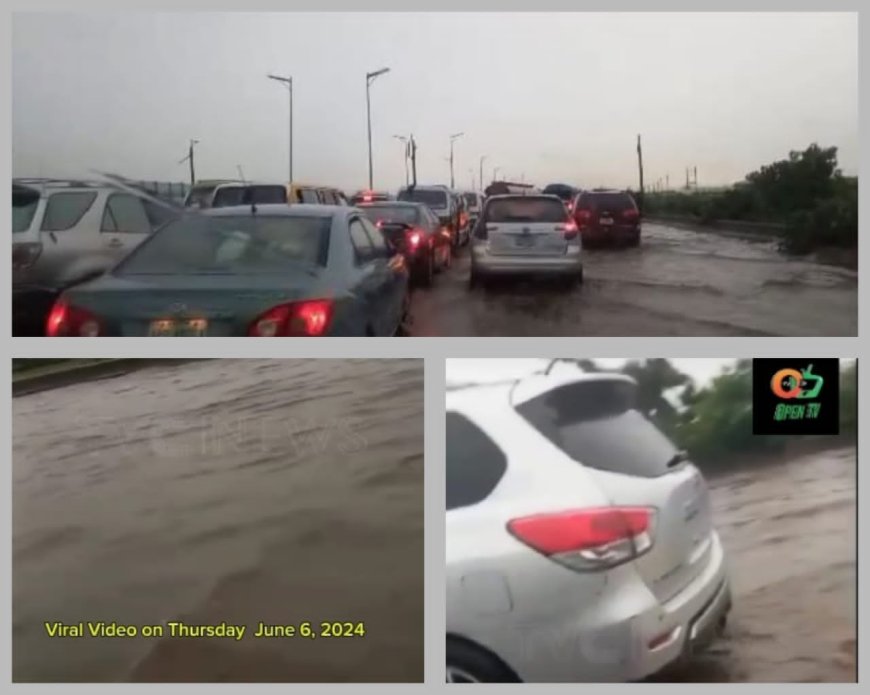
[12,177,640,337]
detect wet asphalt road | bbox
[655,445,856,682]
[13,359,423,682]
[409,223,857,336]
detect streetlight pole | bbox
[366,67,391,189]
[449,132,464,188]
[267,74,293,182]
[493,166,501,183]
[479,155,487,191]
[393,134,409,186]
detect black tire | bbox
[468,268,479,290]
[446,639,519,684]
[416,253,434,288]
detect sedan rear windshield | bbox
[577,193,636,212]
[515,380,680,479]
[360,206,420,225]
[485,197,567,223]
[13,186,40,233]
[398,189,448,209]
[116,214,331,275]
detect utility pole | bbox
[366,67,391,189]
[493,166,501,183]
[237,165,246,183]
[409,134,418,187]
[479,155,487,192]
[178,139,199,186]
[448,132,464,188]
[636,134,644,211]
[665,174,669,191]
[469,168,476,190]
[267,74,293,182]
[694,166,698,189]
[685,167,690,190]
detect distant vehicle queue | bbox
[12,176,641,337]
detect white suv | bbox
[446,370,731,682]
[12,179,158,335]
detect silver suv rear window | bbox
[40,191,97,232]
[485,197,566,223]
[515,380,680,478]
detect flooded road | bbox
[657,445,857,682]
[410,223,857,336]
[13,359,423,682]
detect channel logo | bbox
[769,364,824,400]
[753,359,839,435]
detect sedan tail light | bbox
[248,299,333,337]
[13,242,43,270]
[507,506,656,572]
[623,208,640,221]
[46,299,103,337]
[405,229,424,252]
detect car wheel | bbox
[422,252,434,287]
[446,639,518,684]
[468,268,479,290]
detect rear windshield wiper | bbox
[666,450,689,468]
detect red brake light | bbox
[46,298,102,337]
[363,193,373,202]
[376,220,383,228]
[623,208,640,220]
[406,229,424,250]
[507,507,655,571]
[562,220,579,240]
[248,299,333,337]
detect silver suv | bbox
[12,179,158,335]
[446,371,731,682]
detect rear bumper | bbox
[582,225,640,244]
[471,244,583,277]
[483,531,730,683]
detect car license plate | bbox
[515,236,535,248]
[600,217,614,226]
[149,318,208,337]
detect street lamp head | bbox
[450,132,465,140]
[267,74,292,86]
[367,67,391,82]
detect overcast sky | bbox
[13,12,857,191]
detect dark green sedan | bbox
[46,205,410,336]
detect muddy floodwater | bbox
[13,359,424,682]
[654,445,857,682]
[410,223,857,336]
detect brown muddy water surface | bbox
[13,359,423,682]
[653,445,856,682]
